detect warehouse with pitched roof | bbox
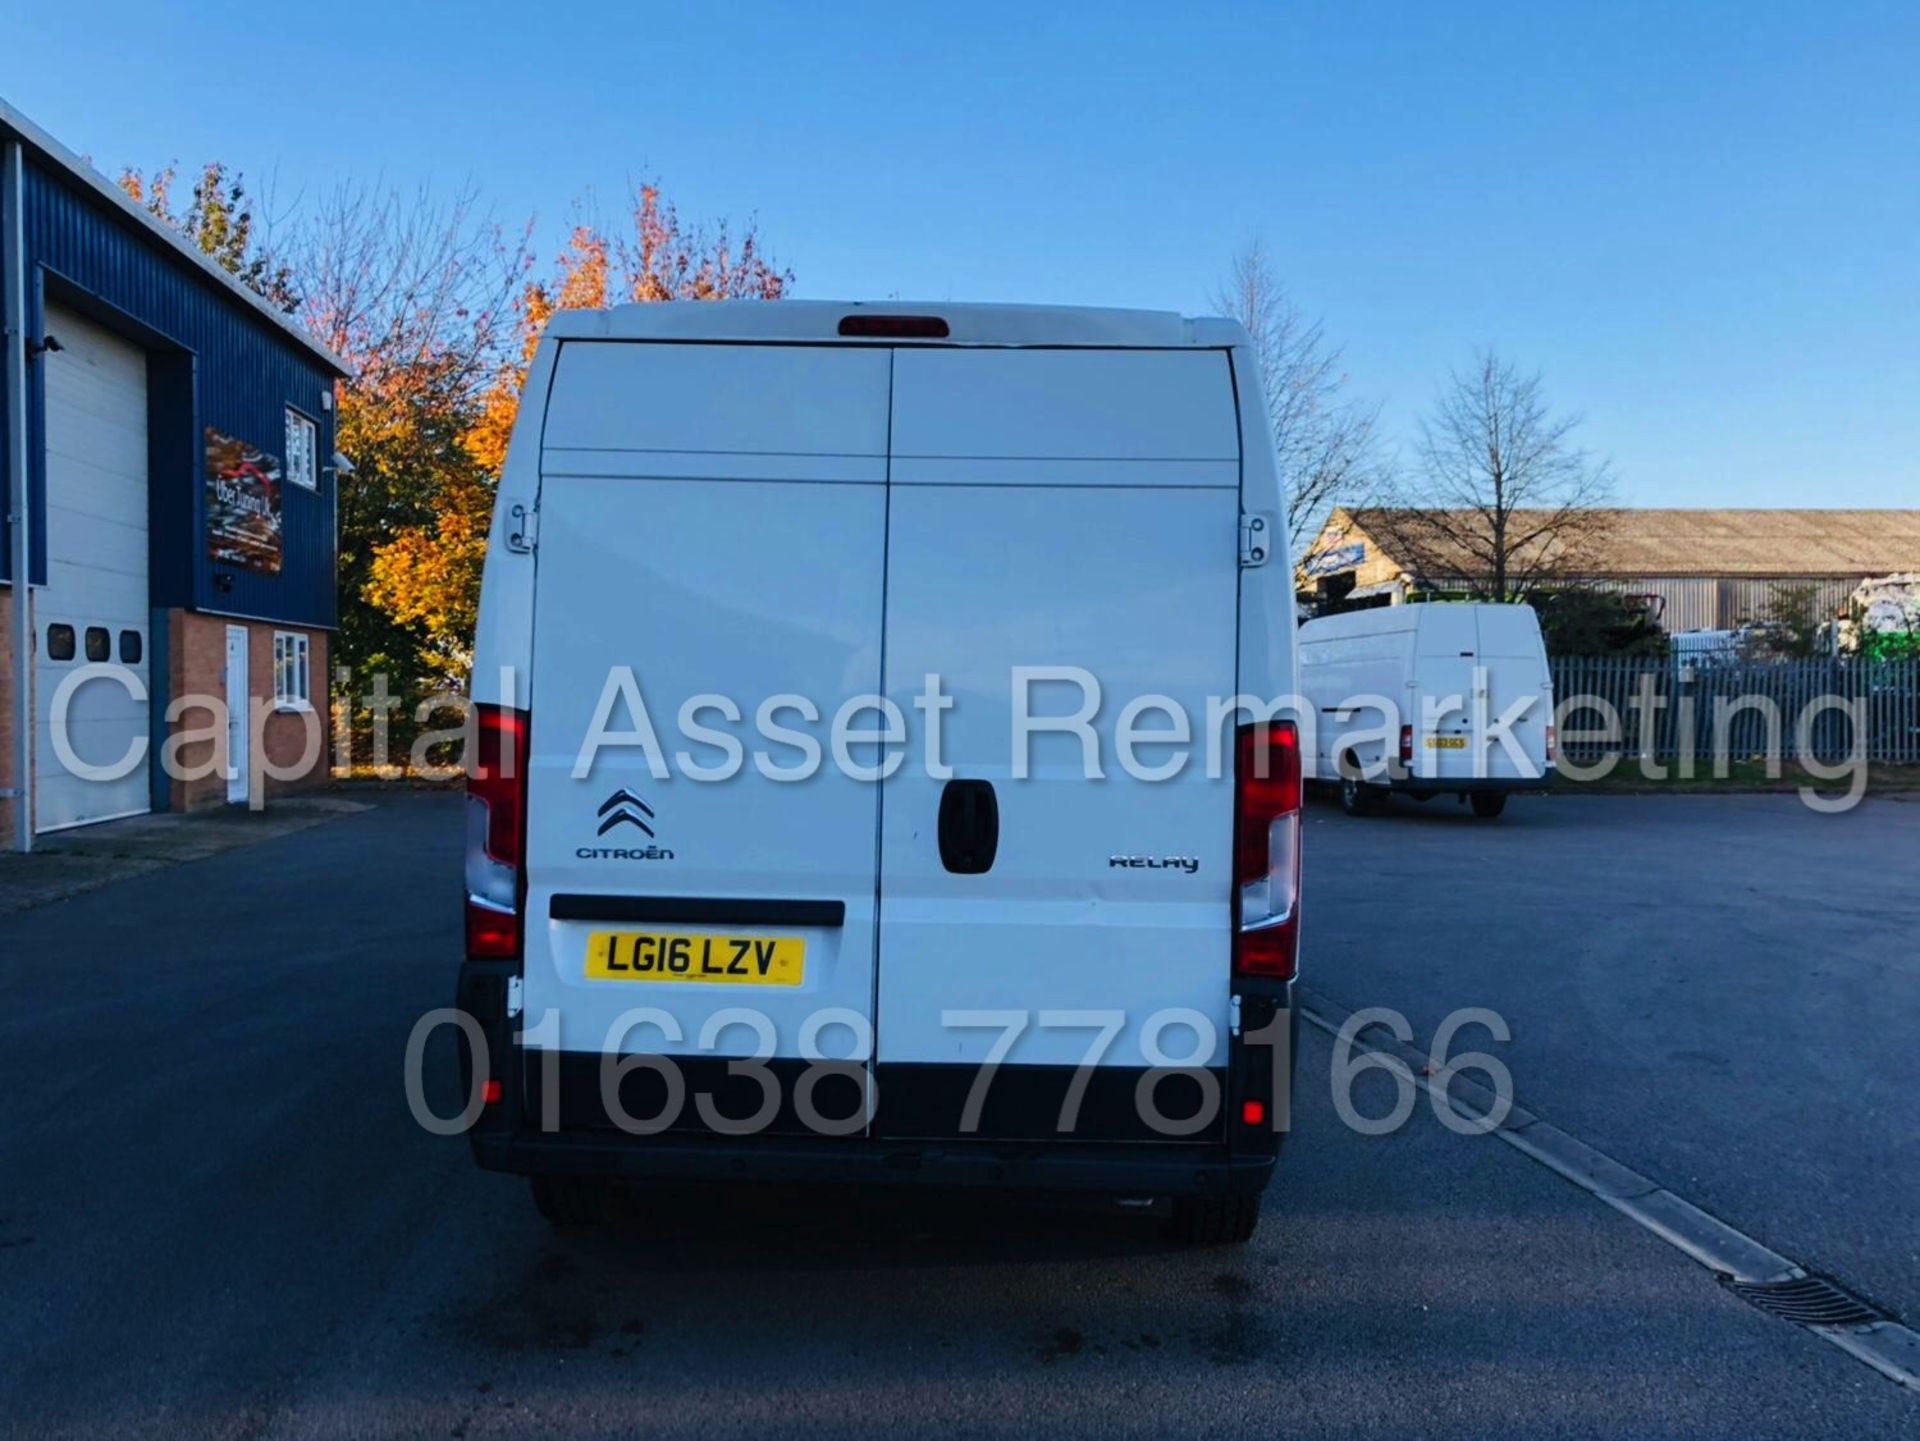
[1299,507,1920,631]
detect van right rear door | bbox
[873,348,1245,1145]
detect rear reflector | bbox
[481,1079,504,1106]
[1233,722,1302,980]
[466,704,530,960]
[1241,1099,1266,1127]
[837,313,950,338]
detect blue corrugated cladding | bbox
[0,155,338,628]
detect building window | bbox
[47,623,76,661]
[286,408,318,490]
[85,626,110,662]
[274,631,312,709]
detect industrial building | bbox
[1299,506,1920,631]
[2,97,347,850]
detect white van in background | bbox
[1298,603,1555,818]
[458,301,1301,1244]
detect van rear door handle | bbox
[937,779,999,874]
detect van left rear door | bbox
[521,342,891,1135]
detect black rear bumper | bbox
[471,1129,1275,1195]
[1389,772,1555,795]
[455,964,1293,1198]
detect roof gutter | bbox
[3,136,31,850]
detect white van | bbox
[1297,603,1555,818]
[458,302,1302,1243]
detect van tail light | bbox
[1398,724,1414,766]
[1233,721,1301,980]
[1545,723,1557,764]
[466,704,530,960]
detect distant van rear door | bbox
[1411,605,1551,783]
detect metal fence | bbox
[1548,656,1920,764]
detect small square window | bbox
[84,626,110,663]
[47,623,75,661]
[120,629,143,664]
[273,630,311,709]
[286,408,318,490]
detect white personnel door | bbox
[33,305,151,833]
[225,626,250,804]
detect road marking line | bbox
[1295,987,1919,1392]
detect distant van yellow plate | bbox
[1424,736,1469,749]
[586,932,805,986]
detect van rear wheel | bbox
[1339,773,1379,817]
[530,1176,608,1228]
[1168,1192,1262,1245]
[1469,791,1507,819]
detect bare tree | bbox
[1214,241,1381,561]
[1374,350,1614,601]
[283,182,531,682]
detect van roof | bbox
[1299,602,1540,641]
[542,300,1249,350]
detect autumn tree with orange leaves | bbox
[366,186,790,679]
[119,165,789,736]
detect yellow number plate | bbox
[586,932,806,986]
[1425,736,1469,750]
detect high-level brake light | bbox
[465,704,530,959]
[837,314,951,338]
[1233,721,1302,980]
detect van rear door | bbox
[521,343,890,1129]
[1472,606,1553,780]
[874,348,1244,1143]
[1412,605,1550,782]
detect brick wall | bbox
[168,611,332,813]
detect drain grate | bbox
[1726,1274,1886,1329]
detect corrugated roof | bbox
[1346,508,1920,579]
[0,94,349,376]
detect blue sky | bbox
[5,1,1917,506]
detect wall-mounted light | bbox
[25,333,64,362]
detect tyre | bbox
[1339,765,1380,817]
[530,1175,608,1228]
[1168,1192,1262,1245]
[1469,791,1507,819]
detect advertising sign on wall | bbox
[1303,541,1366,578]
[205,427,284,575]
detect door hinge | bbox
[505,501,538,554]
[1239,512,1273,567]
